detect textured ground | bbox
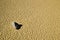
[0,0,60,40]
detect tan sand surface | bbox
[0,0,60,40]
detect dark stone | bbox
[14,22,22,30]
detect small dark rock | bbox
[14,22,22,30]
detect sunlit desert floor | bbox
[0,0,60,40]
